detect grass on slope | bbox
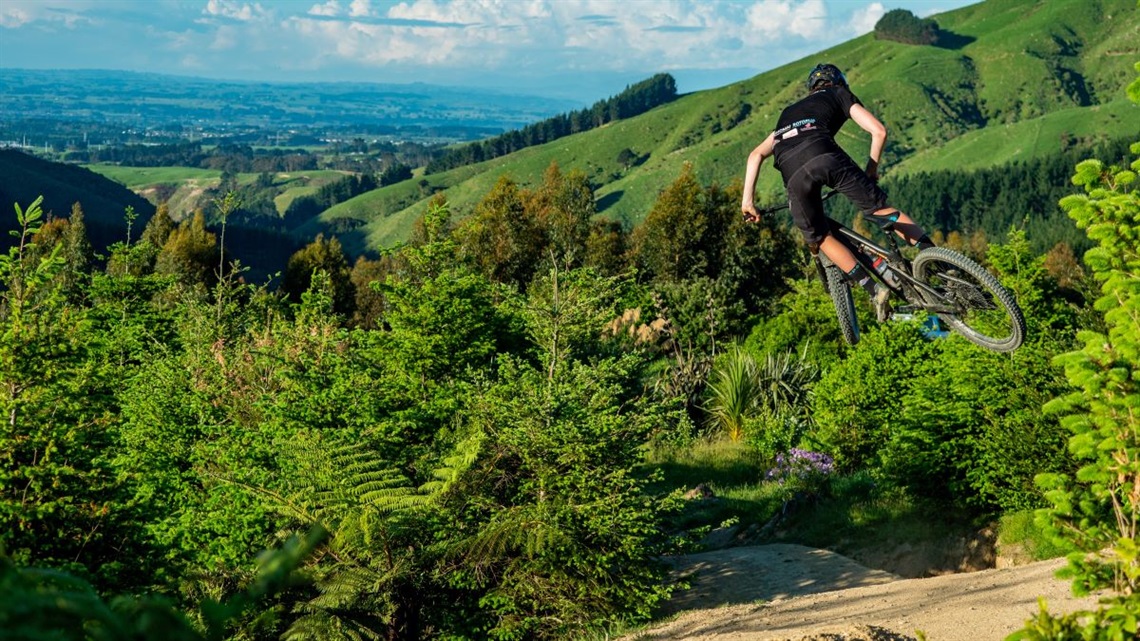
[645,439,991,565]
[645,437,1067,578]
[85,164,350,218]
[893,97,1140,175]
[84,165,222,188]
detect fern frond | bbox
[421,427,485,496]
[449,507,574,569]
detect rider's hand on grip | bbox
[742,203,761,223]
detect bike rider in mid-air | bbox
[741,63,935,322]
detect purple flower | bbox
[766,449,835,489]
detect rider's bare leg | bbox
[871,207,934,248]
[820,231,892,321]
[819,234,876,292]
[819,234,859,272]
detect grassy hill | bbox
[83,164,351,221]
[0,149,156,252]
[302,0,1139,255]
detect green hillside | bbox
[83,164,351,220]
[303,0,1139,255]
[0,149,155,251]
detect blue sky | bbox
[0,0,979,101]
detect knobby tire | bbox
[824,262,860,346]
[912,247,1026,352]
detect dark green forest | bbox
[826,136,1138,254]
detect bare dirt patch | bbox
[631,544,1101,641]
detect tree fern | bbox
[447,505,574,571]
[266,435,432,641]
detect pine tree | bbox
[455,175,545,290]
[0,197,125,585]
[633,163,711,283]
[141,202,175,249]
[525,162,594,271]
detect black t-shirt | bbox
[772,85,862,170]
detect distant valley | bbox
[0,68,584,148]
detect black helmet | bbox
[806,63,847,91]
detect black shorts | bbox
[780,151,889,245]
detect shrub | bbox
[874,9,939,46]
[810,321,938,471]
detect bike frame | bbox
[755,191,958,315]
[752,189,1026,352]
[827,220,958,314]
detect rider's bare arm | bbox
[849,104,887,180]
[742,131,777,222]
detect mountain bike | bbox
[753,192,1026,353]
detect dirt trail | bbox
[630,544,1102,641]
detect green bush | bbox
[811,297,1071,511]
[744,279,847,368]
[1009,62,1140,640]
[874,9,939,46]
[1008,595,1140,641]
[809,321,938,471]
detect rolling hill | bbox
[82,164,353,222]
[0,149,156,252]
[301,0,1140,256]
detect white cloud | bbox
[745,0,828,40]
[203,0,267,22]
[0,0,95,29]
[283,0,835,75]
[0,6,33,28]
[308,1,342,17]
[848,1,885,35]
[1,0,981,95]
[210,24,239,50]
[348,0,374,18]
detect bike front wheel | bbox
[824,261,860,346]
[912,247,1026,352]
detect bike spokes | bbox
[912,248,1025,352]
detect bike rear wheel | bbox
[823,261,860,346]
[911,247,1025,352]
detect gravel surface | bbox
[629,544,1102,641]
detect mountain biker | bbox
[741,63,935,322]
